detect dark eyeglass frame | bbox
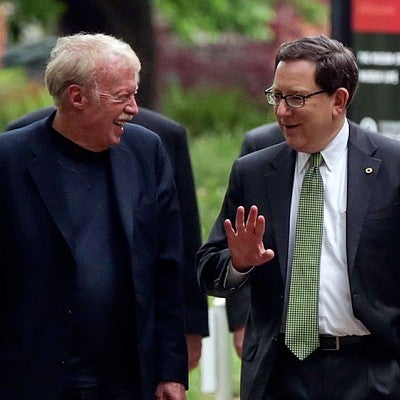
[264,88,328,108]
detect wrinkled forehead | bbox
[95,60,138,88]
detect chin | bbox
[111,137,122,146]
[286,139,306,153]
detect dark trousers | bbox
[61,383,140,400]
[263,336,400,400]
[0,384,140,400]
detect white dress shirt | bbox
[290,120,369,335]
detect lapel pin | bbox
[365,167,373,174]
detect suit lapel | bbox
[28,130,136,260]
[262,125,380,279]
[264,145,296,281]
[108,143,134,251]
[346,124,380,273]
[27,128,78,251]
[27,120,135,260]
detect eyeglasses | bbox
[264,88,327,108]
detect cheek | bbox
[88,103,108,117]
[305,108,327,125]
[99,107,120,122]
[304,113,332,141]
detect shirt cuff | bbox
[224,260,253,289]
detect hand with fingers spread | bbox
[224,205,275,272]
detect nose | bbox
[125,95,139,115]
[275,100,292,118]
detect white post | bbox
[200,307,217,393]
[200,298,233,399]
[214,297,232,400]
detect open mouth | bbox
[282,123,300,133]
[114,120,127,128]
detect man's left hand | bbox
[155,381,186,400]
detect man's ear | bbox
[332,88,349,117]
[66,84,86,109]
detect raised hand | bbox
[224,205,275,271]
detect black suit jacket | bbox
[198,121,400,399]
[0,117,188,398]
[240,122,284,155]
[225,122,284,331]
[6,106,209,337]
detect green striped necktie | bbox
[285,152,324,360]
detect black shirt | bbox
[51,130,140,388]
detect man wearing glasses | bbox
[197,34,400,399]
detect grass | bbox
[187,349,242,400]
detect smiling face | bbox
[81,60,139,150]
[272,59,346,154]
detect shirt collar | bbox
[296,119,349,174]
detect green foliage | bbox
[5,0,66,43]
[190,132,245,241]
[289,0,329,25]
[161,82,275,239]
[156,0,328,43]
[161,83,274,138]
[155,0,274,43]
[0,67,53,132]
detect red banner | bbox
[352,0,400,34]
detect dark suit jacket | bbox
[239,122,284,155]
[226,122,284,332]
[6,106,209,337]
[197,121,400,399]
[0,116,188,399]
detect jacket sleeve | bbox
[196,159,243,298]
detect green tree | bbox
[3,0,328,108]
[5,0,65,43]
[155,0,328,43]
[155,0,274,42]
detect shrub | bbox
[161,83,275,137]
[0,67,52,132]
